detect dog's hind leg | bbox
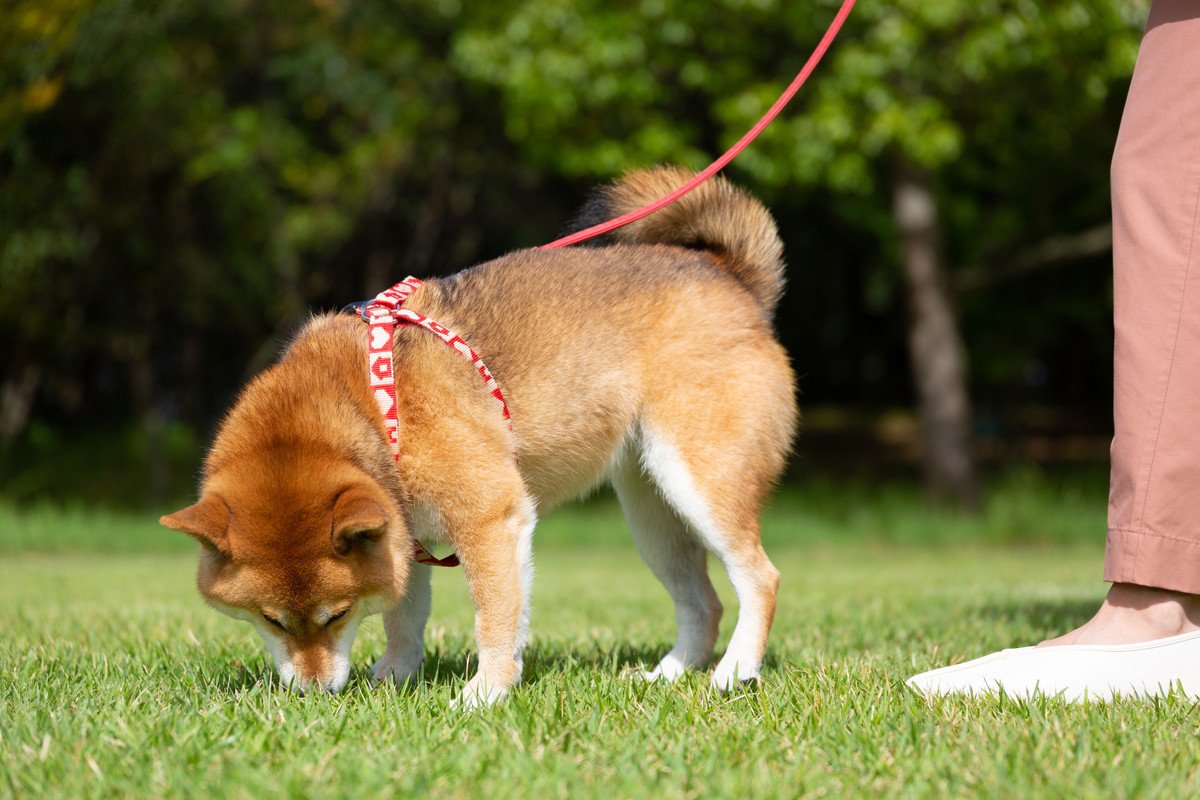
[635,329,794,690]
[372,562,431,685]
[637,425,782,690]
[611,450,723,681]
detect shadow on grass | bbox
[396,642,675,688]
[975,598,1100,635]
[197,641,680,696]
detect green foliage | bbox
[775,0,1144,191]
[455,0,1142,188]
[0,467,1109,552]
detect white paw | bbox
[451,675,509,710]
[710,656,761,692]
[641,653,689,683]
[371,651,423,685]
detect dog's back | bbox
[419,167,797,508]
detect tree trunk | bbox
[892,160,981,510]
[0,364,41,446]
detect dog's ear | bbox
[332,487,388,556]
[160,494,231,555]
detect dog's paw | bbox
[371,651,423,686]
[451,675,509,711]
[710,657,761,692]
[640,653,689,683]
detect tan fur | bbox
[163,167,798,701]
[577,165,786,313]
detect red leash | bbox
[540,0,857,251]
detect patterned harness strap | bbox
[346,276,515,567]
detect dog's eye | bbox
[324,608,351,627]
[261,613,286,632]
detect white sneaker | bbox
[906,630,1200,701]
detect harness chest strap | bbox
[349,276,515,568]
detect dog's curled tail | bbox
[564,166,785,314]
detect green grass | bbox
[0,466,1110,553]
[4,474,1200,798]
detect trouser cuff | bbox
[1105,527,1200,595]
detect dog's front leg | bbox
[453,497,536,709]
[372,561,431,686]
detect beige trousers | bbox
[1105,0,1200,593]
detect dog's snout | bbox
[282,654,350,695]
[256,621,356,695]
[289,674,343,694]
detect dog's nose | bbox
[289,669,349,695]
[290,675,341,694]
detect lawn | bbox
[4,472,1200,798]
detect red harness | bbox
[350,276,514,567]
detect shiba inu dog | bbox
[161,167,797,706]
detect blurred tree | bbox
[456,0,1143,508]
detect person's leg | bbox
[1044,0,1200,647]
[909,0,1200,698]
[1102,0,1200,597]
